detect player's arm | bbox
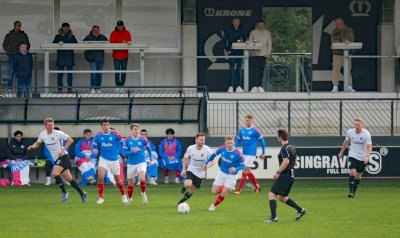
[338,140,349,159]
[92,136,99,155]
[273,158,289,179]
[122,140,135,157]
[365,144,372,164]
[258,135,267,159]
[74,140,87,159]
[59,135,73,157]
[234,132,241,147]
[205,150,219,170]
[27,140,42,151]
[229,153,245,173]
[182,156,189,176]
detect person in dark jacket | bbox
[83,26,108,93]
[222,17,247,93]
[14,43,33,98]
[6,130,30,161]
[2,21,30,91]
[52,22,78,93]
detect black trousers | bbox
[249,56,267,88]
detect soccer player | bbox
[122,123,155,204]
[177,133,213,205]
[92,119,127,204]
[338,118,372,198]
[205,136,244,211]
[27,118,87,203]
[265,129,306,223]
[234,114,266,194]
[140,129,159,185]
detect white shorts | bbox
[213,171,238,189]
[127,162,147,179]
[243,155,256,167]
[98,157,120,176]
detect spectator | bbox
[140,129,159,185]
[249,19,271,93]
[2,20,30,91]
[222,17,247,93]
[83,26,108,94]
[159,128,183,184]
[110,20,131,92]
[14,43,33,98]
[6,130,30,161]
[52,22,78,93]
[331,17,355,93]
[74,129,97,185]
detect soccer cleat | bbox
[87,176,96,184]
[122,194,128,204]
[255,184,261,193]
[150,178,158,185]
[141,192,148,204]
[295,209,307,221]
[81,192,88,203]
[236,86,244,93]
[126,197,132,205]
[257,87,265,93]
[264,217,278,223]
[208,204,216,212]
[96,197,104,204]
[227,86,234,93]
[348,193,354,198]
[175,177,180,184]
[164,176,169,184]
[233,191,241,195]
[250,87,258,93]
[61,192,69,203]
[331,85,339,93]
[181,187,187,194]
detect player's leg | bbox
[52,164,67,194]
[234,168,248,194]
[163,169,169,184]
[265,179,280,222]
[244,156,260,192]
[353,161,365,195]
[137,163,148,204]
[347,157,357,197]
[126,165,135,203]
[278,175,306,221]
[174,170,181,184]
[61,169,86,202]
[209,174,234,211]
[96,158,108,202]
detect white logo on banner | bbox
[203,8,252,17]
[349,0,372,17]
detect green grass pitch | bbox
[0,181,399,238]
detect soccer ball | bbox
[178,202,190,215]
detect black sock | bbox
[269,199,277,219]
[54,176,67,193]
[348,176,355,193]
[70,179,84,196]
[178,191,192,204]
[286,198,302,212]
[45,161,52,177]
[354,179,360,193]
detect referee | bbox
[265,129,306,223]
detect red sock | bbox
[213,195,225,206]
[128,185,134,198]
[175,170,180,178]
[218,185,225,194]
[247,172,258,187]
[237,173,247,192]
[118,184,126,195]
[164,169,169,176]
[140,181,146,193]
[97,183,104,198]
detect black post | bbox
[339,100,343,136]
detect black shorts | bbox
[55,154,72,172]
[349,157,366,173]
[185,171,204,189]
[270,173,294,197]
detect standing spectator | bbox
[83,26,108,93]
[52,22,78,93]
[6,130,30,161]
[28,118,87,203]
[222,17,247,93]
[140,129,159,185]
[331,17,355,93]
[14,43,33,98]
[159,128,182,184]
[338,118,372,198]
[110,20,131,92]
[265,129,306,222]
[205,136,245,211]
[2,20,30,91]
[249,19,271,93]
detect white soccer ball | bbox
[178,202,190,215]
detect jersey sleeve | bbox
[345,130,351,141]
[234,130,242,147]
[366,132,372,145]
[55,130,68,141]
[92,135,99,151]
[281,147,289,159]
[184,146,191,159]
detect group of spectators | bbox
[2,20,132,96]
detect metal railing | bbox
[207,98,400,136]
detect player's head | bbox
[140,129,148,137]
[195,133,206,147]
[354,118,363,132]
[13,130,23,141]
[130,123,140,136]
[224,135,235,150]
[83,129,91,139]
[100,118,110,132]
[43,118,54,132]
[277,129,289,143]
[245,114,253,127]
[166,128,175,140]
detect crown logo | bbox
[204,8,215,17]
[349,0,371,17]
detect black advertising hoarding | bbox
[197,0,378,92]
[294,147,399,178]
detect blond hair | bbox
[43,118,54,125]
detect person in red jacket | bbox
[110,20,131,92]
